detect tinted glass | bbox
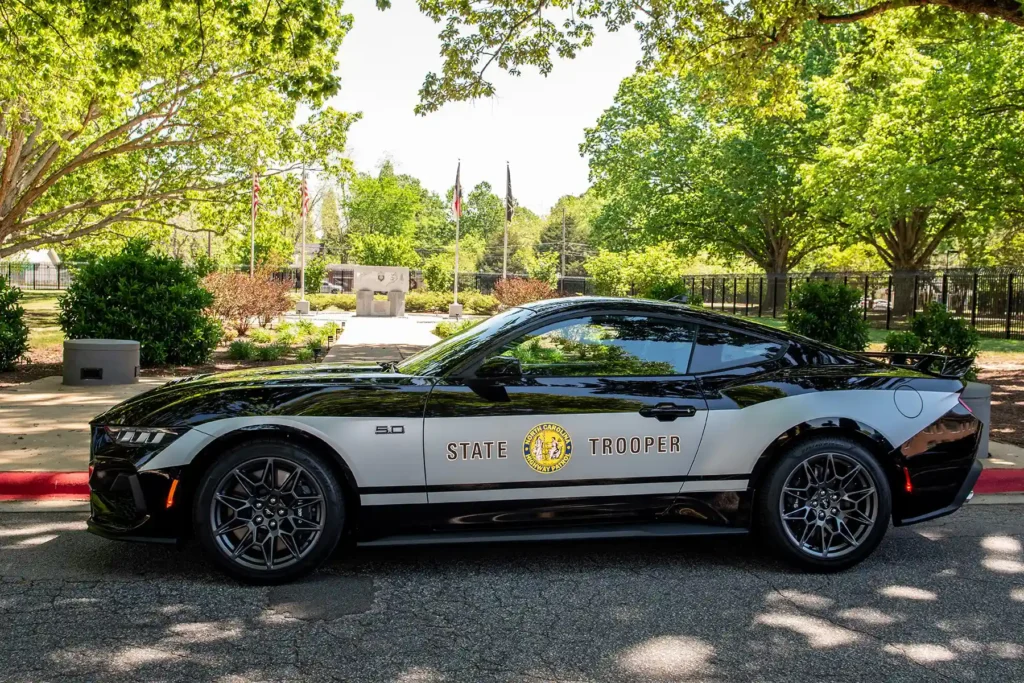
[689,326,783,374]
[487,315,696,377]
[397,307,537,376]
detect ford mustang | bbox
[88,297,983,583]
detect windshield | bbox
[396,306,537,377]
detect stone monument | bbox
[352,265,409,317]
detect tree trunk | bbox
[763,269,789,315]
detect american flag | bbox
[251,172,261,216]
[300,173,311,218]
[452,161,463,219]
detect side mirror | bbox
[476,355,522,379]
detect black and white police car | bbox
[88,297,982,583]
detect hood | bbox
[92,362,428,429]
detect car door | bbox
[421,311,710,522]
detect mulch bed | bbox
[977,363,1024,448]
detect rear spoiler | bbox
[860,352,974,380]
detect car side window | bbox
[688,326,783,374]
[487,315,696,377]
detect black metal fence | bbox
[689,270,1024,340]
[6,260,1023,339]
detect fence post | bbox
[57,266,61,290]
[886,275,893,330]
[971,272,979,327]
[745,277,750,315]
[710,278,715,309]
[1006,274,1013,340]
[758,278,763,317]
[771,276,777,318]
[863,275,869,320]
[912,274,919,317]
[941,272,948,306]
[732,277,737,314]
[787,276,793,310]
[32,264,36,289]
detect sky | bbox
[325,0,642,216]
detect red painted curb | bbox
[975,468,1024,495]
[0,472,90,500]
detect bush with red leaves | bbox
[493,278,556,307]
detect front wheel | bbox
[757,437,892,572]
[193,439,345,584]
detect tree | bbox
[0,0,355,258]
[480,205,545,273]
[319,187,344,260]
[349,233,421,267]
[802,16,1024,310]
[584,71,831,306]
[458,182,505,242]
[392,0,1022,115]
[539,192,602,277]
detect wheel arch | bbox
[747,417,901,496]
[176,424,361,535]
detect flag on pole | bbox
[505,162,514,223]
[300,173,311,217]
[252,172,261,216]
[452,162,463,218]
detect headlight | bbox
[102,426,181,447]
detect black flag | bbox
[505,163,514,223]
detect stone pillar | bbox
[388,290,406,317]
[356,289,373,316]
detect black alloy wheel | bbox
[757,436,892,572]
[194,439,344,584]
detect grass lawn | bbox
[19,290,64,363]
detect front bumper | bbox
[87,456,185,543]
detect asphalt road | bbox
[1,505,1022,683]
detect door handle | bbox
[639,403,698,422]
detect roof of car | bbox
[517,296,787,335]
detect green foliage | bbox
[645,280,703,305]
[909,303,981,360]
[254,344,286,362]
[884,331,923,354]
[227,340,257,361]
[305,256,329,295]
[296,320,317,337]
[305,293,357,311]
[786,280,870,351]
[433,320,478,339]
[295,348,315,363]
[0,277,29,371]
[584,244,704,300]
[405,291,455,313]
[275,330,296,347]
[526,251,560,287]
[319,188,344,259]
[0,0,355,259]
[349,233,421,268]
[584,71,828,275]
[249,329,273,344]
[58,241,221,366]
[463,292,500,315]
[423,253,455,292]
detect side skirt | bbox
[358,521,750,547]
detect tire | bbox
[193,439,345,584]
[756,436,892,572]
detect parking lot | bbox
[1,504,1022,682]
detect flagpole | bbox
[453,211,460,305]
[300,171,307,304]
[502,161,509,280]
[250,169,256,278]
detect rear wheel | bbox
[757,436,891,571]
[193,439,344,584]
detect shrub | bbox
[275,330,296,347]
[305,256,328,295]
[204,270,292,334]
[227,339,256,361]
[249,329,273,344]
[493,278,556,307]
[0,277,29,371]
[306,293,356,312]
[884,331,922,353]
[406,291,454,313]
[295,348,315,362]
[59,240,221,366]
[255,343,286,362]
[422,253,455,292]
[296,319,316,337]
[786,280,870,352]
[221,327,239,343]
[433,319,478,339]
[910,302,980,359]
[464,292,500,315]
